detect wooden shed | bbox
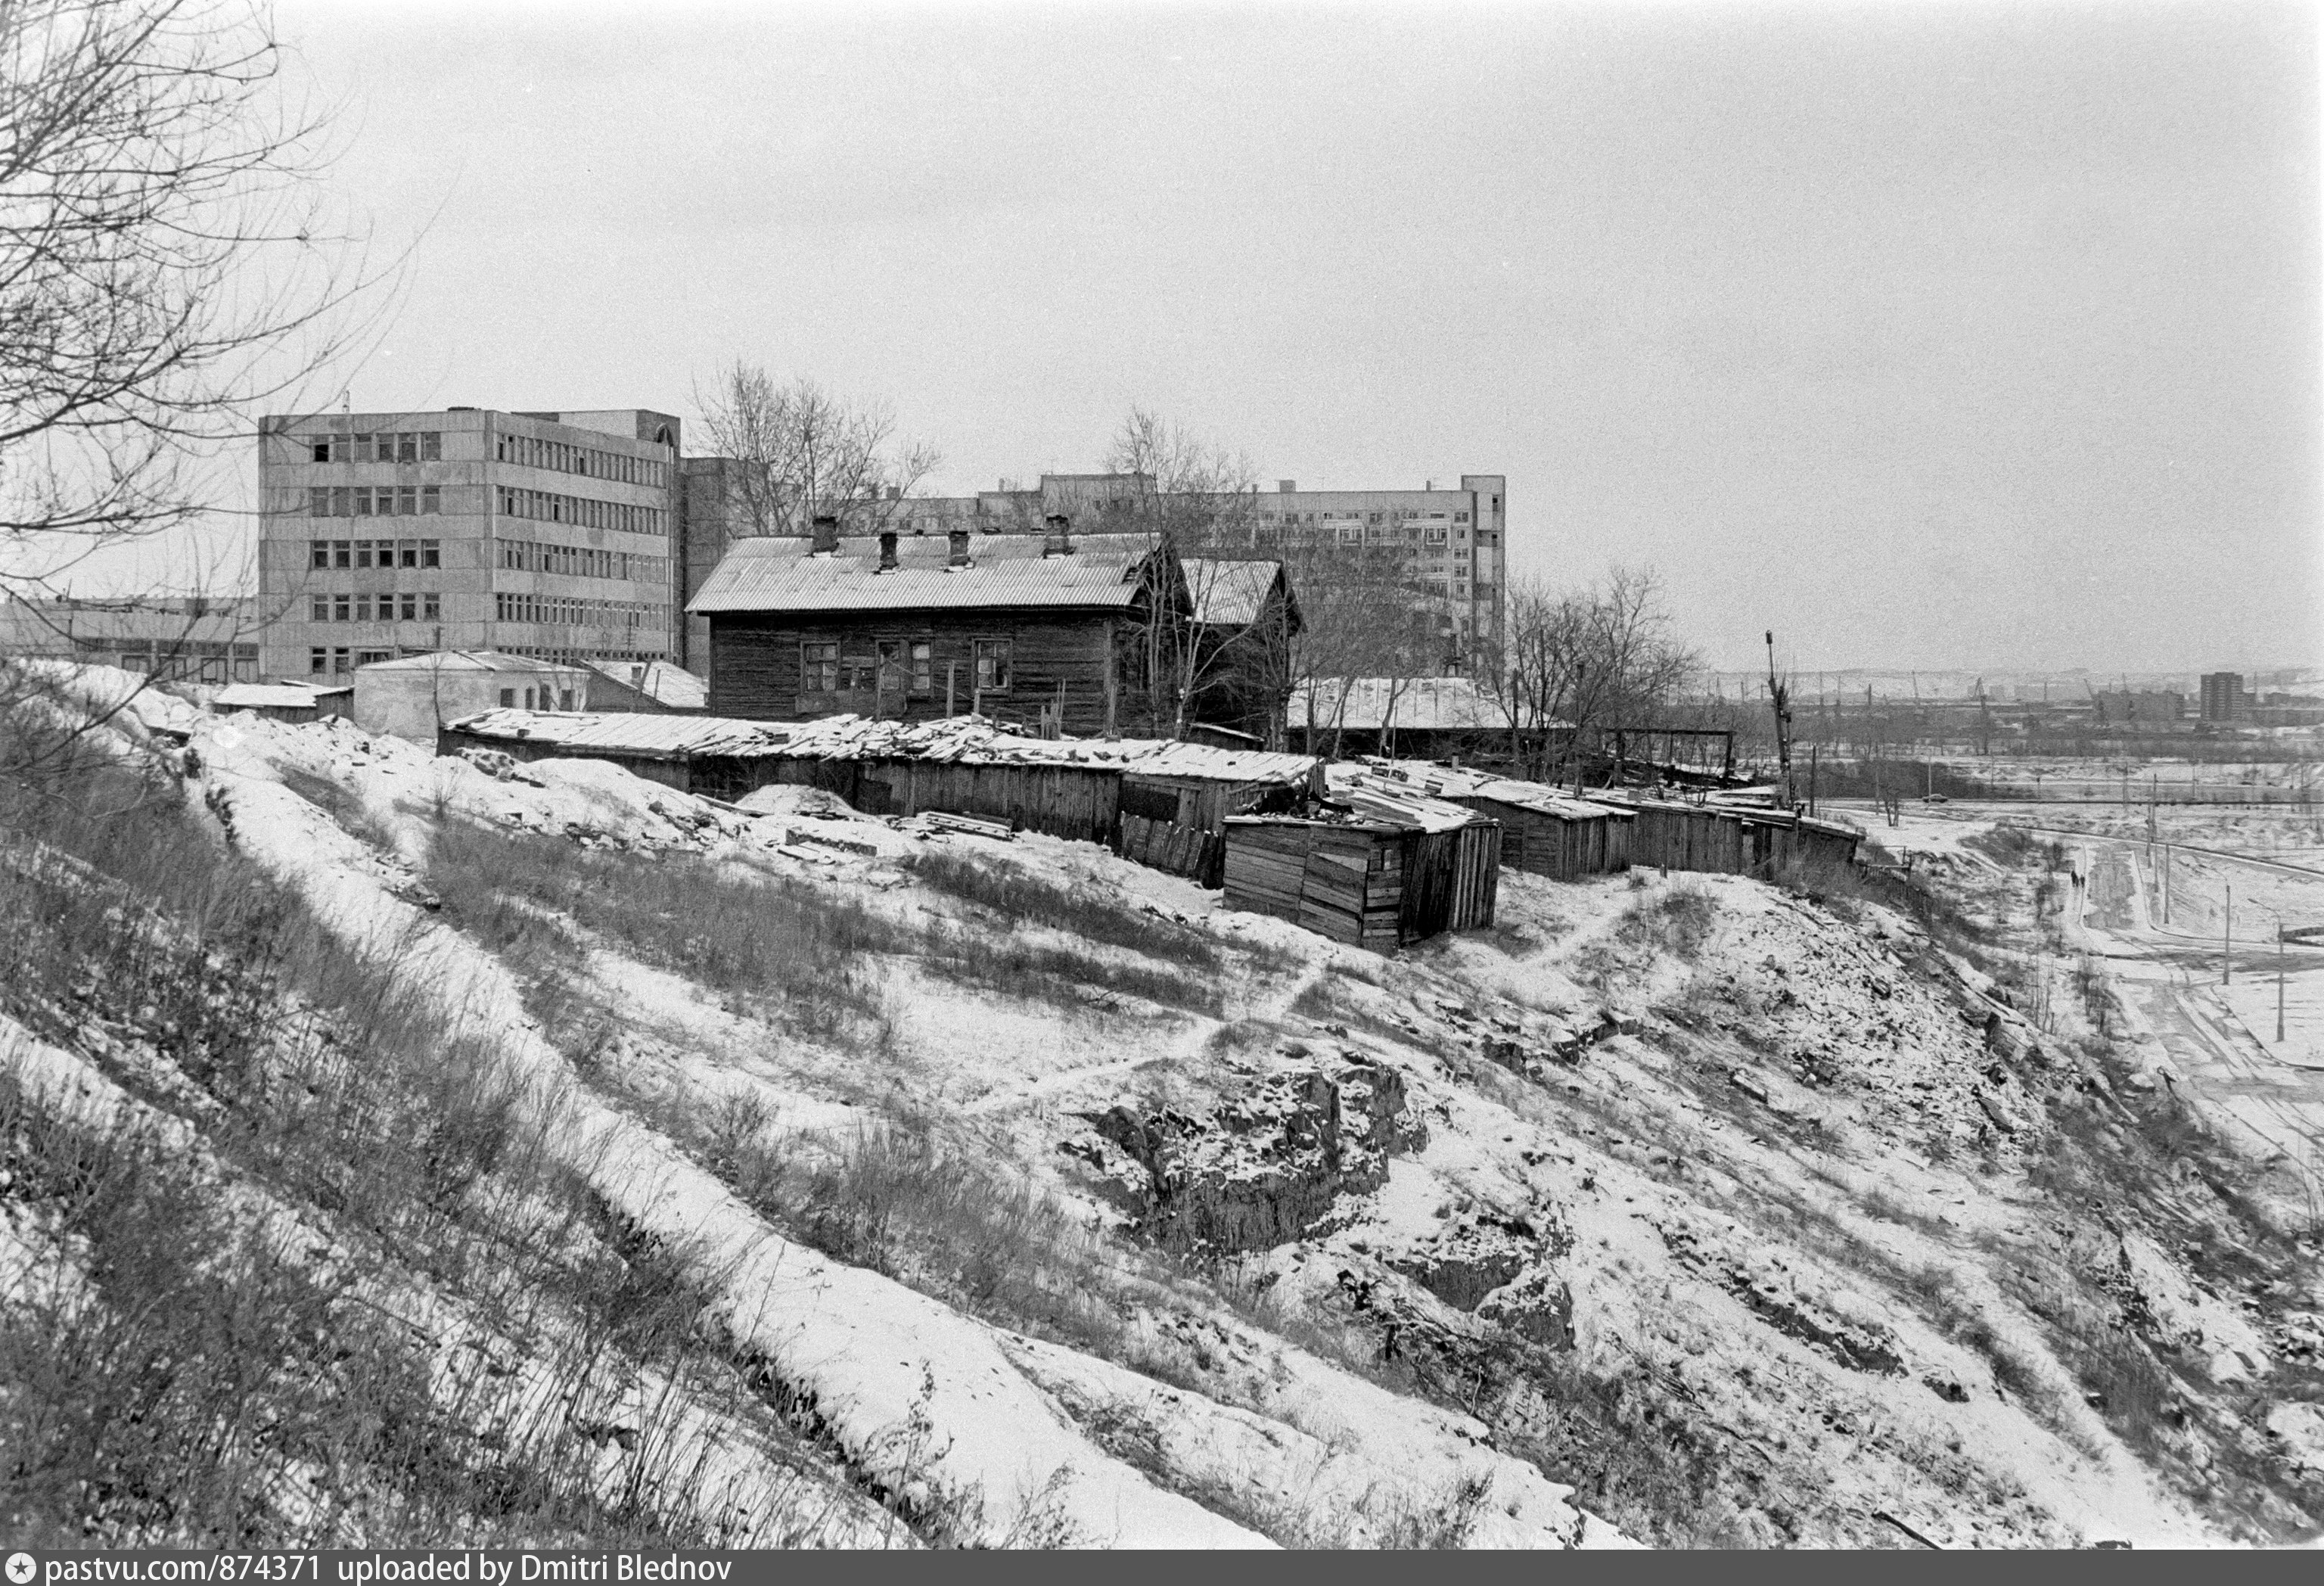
[1224,778,1499,952]
[1620,798,1862,878]
[1345,759,1633,881]
[1116,742,1322,886]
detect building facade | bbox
[256,408,682,681]
[2198,671,2254,723]
[0,595,260,683]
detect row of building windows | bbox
[495,592,667,630]
[495,645,670,665]
[498,486,666,536]
[310,646,402,674]
[800,639,1009,695]
[73,638,259,683]
[497,537,668,583]
[495,432,669,488]
[309,592,443,624]
[500,684,582,711]
[308,485,443,518]
[309,431,442,464]
[310,537,443,570]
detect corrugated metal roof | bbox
[448,710,794,759]
[1185,558,1282,627]
[359,650,589,676]
[687,532,1156,614]
[1348,758,1633,821]
[1289,676,1564,734]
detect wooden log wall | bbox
[1114,813,1222,885]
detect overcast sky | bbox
[238,0,2319,672]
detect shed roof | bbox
[581,658,710,709]
[775,711,1317,784]
[447,710,792,760]
[1347,758,1634,821]
[1319,764,1489,833]
[687,531,1157,615]
[357,649,588,676]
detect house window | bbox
[332,594,350,622]
[310,596,329,622]
[353,594,371,622]
[309,648,328,673]
[333,648,350,673]
[524,686,536,710]
[310,439,332,462]
[1455,511,1470,524]
[499,689,516,707]
[421,540,440,568]
[356,648,391,666]
[910,640,932,695]
[308,487,329,517]
[423,592,440,620]
[802,642,839,693]
[309,540,329,569]
[1425,525,1448,544]
[1337,525,1361,545]
[422,431,441,461]
[974,639,1011,692]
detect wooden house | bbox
[1346,759,1633,880]
[688,518,1181,738]
[1181,558,1300,748]
[1224,774,1499,952]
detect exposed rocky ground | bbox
[5,664,2321,1547]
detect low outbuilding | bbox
[354,651,591,742]
[1224,770,1499,951]
[211,681,354,724]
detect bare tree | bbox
[693,364,940,538]
[1499,566,1700,784]
[1,0,377,785]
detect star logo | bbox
[5,1553,36,1586]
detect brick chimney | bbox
[810,514,839,555]
[878,530,899,571]
[1042,513,1073,557]
[947,528,972,568]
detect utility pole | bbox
[1764,631,1792,806]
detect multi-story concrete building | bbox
[680,469,1508,678]
[2198,671,2254,723]
[256,408,682,681]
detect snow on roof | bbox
[581,658,709,709]
[1290,676,1561,733]
[357,649,589,675]
[1185,558,1282,627]
[449,710,793,760]
[775,712,1317,784]
[1319,763,1489,832]
[687,532,1156,614]
[1349,758,1634,821]
[446,708,1319,784]
[215,683,340,710]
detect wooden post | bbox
[946,661,958,717]
[2223,882,2232,985]
[2279,922,2287,1043]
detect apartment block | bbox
[2198,670,2254,723]
[256,408,682,682]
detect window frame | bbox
[972,638,1012,693]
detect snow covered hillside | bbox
[5,667,2320,1547]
